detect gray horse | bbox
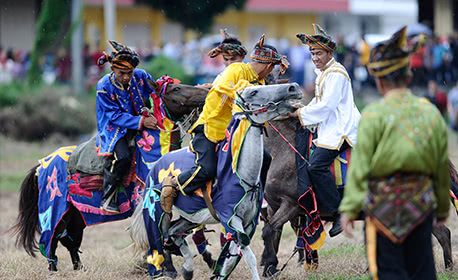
[129,83,303,280]
[261,117,455,277]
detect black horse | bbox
[10,81,208,271]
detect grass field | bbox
[1,133,458,280]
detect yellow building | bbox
[82,0,339,51]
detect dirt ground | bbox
[1,133,458,280]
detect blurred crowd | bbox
[1,31,458,133]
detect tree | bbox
[27,0,72,85]
[145,0,247,33]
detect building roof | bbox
[245,0,349,13]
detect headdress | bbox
[296,24,336,52]
[250,34,289,75]
[97,40,140,69]
[207,29,248,58]
[367,26,425,78]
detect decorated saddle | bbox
[142,117,263,278]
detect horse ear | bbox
[148,78,159,91]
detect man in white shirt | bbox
[290,24,361,237]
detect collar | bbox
[384,88,411,99]
[314,57,336,76]
[246,62,260,81]
[110,72,132,91]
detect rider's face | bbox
[310,48,333,70]
[111,66,134,88]
[222,55,245,67]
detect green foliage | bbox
[145,0,247,33]
[0,81,28,109]
[0,86,95,140]
[27,0,71,85]
[143,55,193,84]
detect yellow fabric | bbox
[190,62,263,143]
[146,250,165,271]
[309,230,326,250]
[366,217,379,280]
[39,146,77,169]
[359,40,371,66]
[231,118,251,172]
[334,158,343,186]
[159,117,175,156]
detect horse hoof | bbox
[73,262,84,271]
[202,250,216,270]
[262,264,279,279]
[164,270,178,279]
[48,263,58,272]
[181,267,193,280]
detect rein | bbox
[267,121,309,164]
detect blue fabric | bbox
[95,69,155,155]
[37,135,164,260]
[142,118,263,278]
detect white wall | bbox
[0,0,38,51]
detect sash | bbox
[364,173,435,243]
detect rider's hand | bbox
[288,109,299,119]
[143,116,159,130]
[341,214,355,238]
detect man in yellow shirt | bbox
[160,35,289,213]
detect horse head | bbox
[236,83,303,125]
[148,78,209,121]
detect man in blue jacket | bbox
[96,40,158,213]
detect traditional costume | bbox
[207,29,248,59]
[96,40,156,212]
[339,26,449,280]
[295,24,360,236]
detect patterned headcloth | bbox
[208,29,248,58]
[97,40,140,70]
[296,24,336,52]
[367,26,425,78]
[250,34,289,75]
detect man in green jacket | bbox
[339,26,450,280]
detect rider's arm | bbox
[211,64,242,100]
[96,84,145,130]
[339,106,379,220]
[297,72,348,126]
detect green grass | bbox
[0,172,27,191]
[319,244,366,257]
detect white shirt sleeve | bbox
[298,72,347,126]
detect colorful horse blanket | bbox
[37,127,172,260]
[142,117,263,278]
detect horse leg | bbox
[48,216,67,272]
[260,223,283,267]
[215,216,260,280]
[163,250,178,279]
[59,207,86,270]
[432,224,453,270]
[262,200,298,278]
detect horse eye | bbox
[250,90,258,96]
[173,87,180,92]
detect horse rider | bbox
[191,29,248,259]
[96,40,159,213]
[339,26,450,280]
[160,34,289,217]
[289,24,361,237]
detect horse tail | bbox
[10,165,40,257]
[128,196,149,256]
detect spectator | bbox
[448,81,458,132]
[426,80,448,116]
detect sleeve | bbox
[298,72,347,126]
[433,115,450,219]
[96,83,145,131]
[339,107,380,219]
[139,69,156,103]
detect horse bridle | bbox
[234,90,283,126]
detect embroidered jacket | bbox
[189,62,264,143]
[298,58,361,149]
[339,89,450,220]
[95,69,155,156]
